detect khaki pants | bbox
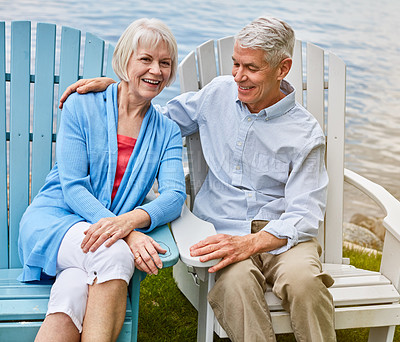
[208,223,336,342]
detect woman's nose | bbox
[150,62,162,75]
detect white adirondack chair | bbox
[170,36,400,341]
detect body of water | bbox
[1,0,399,220]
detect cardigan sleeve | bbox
[56,96,115,224]
[136,122,186,231]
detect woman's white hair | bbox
[112,18,178,86]
[235,16,295,68]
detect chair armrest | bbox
[147,223,179,269]
[344,168,400,241]
[171,204,220,268]
[344,168,400,289]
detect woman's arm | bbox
[57,96,115,223]
[135,123,186,231]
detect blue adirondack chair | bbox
[0,21,179,341]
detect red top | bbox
[111,134,137,201]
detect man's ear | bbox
[277,58,292,80]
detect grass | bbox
[138,246,400,341]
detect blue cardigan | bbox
[18,83,186,282]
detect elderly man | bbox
[60,16,336,342]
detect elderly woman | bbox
[18,18,186,342]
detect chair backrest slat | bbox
[286,39,303,104]
[196,40,217,87]
[83,33,105,78]
[325,52,346,263]
[9,21,31,267]
[0,22,8,268]
[105,45,118,80]
[217,36,234,76]
[306,42,325,130]
[179,51,198,93]
[56,27,81,131]
[31,23,56,199]
[178,51,206,208]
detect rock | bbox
[343,222,383,251]
[349,213,385,241]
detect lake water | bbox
[1,0,400,221]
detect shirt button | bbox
[247,117,252,122]
[237,141,242,146]
[236,165,240,170]
[248,193,252,198]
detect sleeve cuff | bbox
[262,220,298,255]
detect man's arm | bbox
[258,140,328,254]
[59,77,115,109]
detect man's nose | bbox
[233,67,246,82]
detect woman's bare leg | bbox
[81,279,128,342]
[35,313,80,342]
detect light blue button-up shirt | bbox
[160,75,328,254]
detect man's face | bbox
[232,41,281,113]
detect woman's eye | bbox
[141,57,151,62]
[161,61,171,67]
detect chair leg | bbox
[368,326,395,342]
[197,273,215,342]
[129,269,147,342]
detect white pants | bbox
[46,221,135,332]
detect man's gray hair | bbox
[235,16,295,68]
[112,18,178,86]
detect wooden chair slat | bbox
[216,36,234,76]
[56,26,81,132]
[306,42,325,130]
[325,52,346,264]
[330,275,391,288]
[82,32,104,78]
[178,51,198,93]
[9,21,31,268]
[105,44,118,80]
[0,22,8,269]
[286,39,303,104]
[178,50,206,208]
[31,23,56,199]
[196,39,217,87]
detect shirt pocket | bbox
[249,153,289,193]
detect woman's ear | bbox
[277,58,292,80]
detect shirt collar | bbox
[236,79,296,120]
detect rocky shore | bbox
[343,213,385,253]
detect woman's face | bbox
[125,41,172,102]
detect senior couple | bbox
[18,15,336,342]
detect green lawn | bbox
[138,246,400,341]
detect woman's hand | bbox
[81,215,134,253]
[125,231,167,275]
[59,77,116,109]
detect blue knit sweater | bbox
[18,83,186,282]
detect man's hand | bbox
[59,77,116,109]
[190,231,287,273]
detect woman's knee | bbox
[87,239,135,284]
